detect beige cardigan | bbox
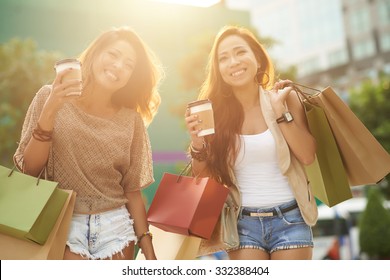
[197,87,318,256]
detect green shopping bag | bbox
[0,165,69,244]
[303,102,352,207]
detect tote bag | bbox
[0,165,68,244]
[302,101,352,206]
[147,172,229,239]
[136,225,202,260]
[0,189,76,260]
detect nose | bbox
[229,56,240,66]
[113,59,126,69]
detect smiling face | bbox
[92,40,137,92]
[217,35,259,91]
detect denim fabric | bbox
[66,205,137,259]
[234,200,313,253]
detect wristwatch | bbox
[276,111,294,123]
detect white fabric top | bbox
[233,129,294,208]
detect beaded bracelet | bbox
[190,141,208,162]
[137,231,153,245]
[32,123,53,142]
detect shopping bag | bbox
[0,165,68,244]
[147,172,229,239]
[136,225,201,260]
[0,189,76,259]
[221,197,239,248]
[303,102,352,206]
[292,83,390,186]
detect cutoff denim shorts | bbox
[234,199,313,254]
[66,205,137,260]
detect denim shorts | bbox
[66,205,137,260]
[233,200,313,254]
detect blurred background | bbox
[1,0,389,260]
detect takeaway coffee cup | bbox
[187,99,215,137]
[54,58,82,96]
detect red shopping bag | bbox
[147,172,229,239]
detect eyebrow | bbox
[218,45,247,57]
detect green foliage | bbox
[359,187,390,259]
[0,38,62,166]
[276,64,297,81]
[349,76,390,153]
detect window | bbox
[312,218,349,237]
[380,33,390,51]
[352,39,376,59]
[349,8,371,35]
[328,48,349,67]
[378,0,390,25]
[300,57,321,76]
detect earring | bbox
[254,68,270,87]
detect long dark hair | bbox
[78,26,164,125]
[198,25,275,187]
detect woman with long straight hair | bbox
[185,25,318,260]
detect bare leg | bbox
[110,242,135,260]
[228,248,270,260]
[63,242,135,260]
[63,246,88,260]
[271,247,312,260]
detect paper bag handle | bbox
[177,161,207,185]
[8,164,47,186]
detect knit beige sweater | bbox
[14,85,154,214]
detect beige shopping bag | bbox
[136,225,201,260]
[0,190,76,260]
[292,83,390,186]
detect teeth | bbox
[231,69,245,77]
[105,70,118,81]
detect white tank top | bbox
[233,129,294,208]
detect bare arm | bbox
[22,69,82,176]
[270,80,316,165]
[184,109,210,177]
[125,191,156,260]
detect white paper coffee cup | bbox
[187,99,215,137]
[54,58,82,96]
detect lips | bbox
[231,69,246,77]
[104,69,119,81]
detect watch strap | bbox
[276,115,285,123]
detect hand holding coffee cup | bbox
[54,59,82,96]
[187,99,215,137]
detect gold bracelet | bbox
[190,140,207,153]
[137,231,153,245]
[32,123,54,142]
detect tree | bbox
[0,38,62,166]
[359,187,390,259]
[348,76,390,198]
[349,75,390,152]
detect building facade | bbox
[227,0,390,95]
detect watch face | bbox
[285,112,293,122]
